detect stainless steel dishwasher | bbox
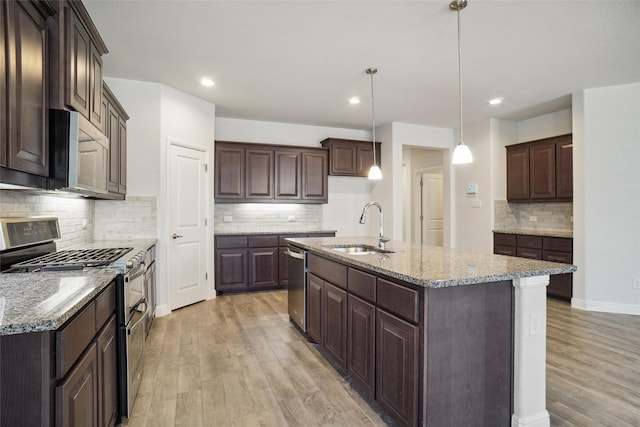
[287,245,307,331]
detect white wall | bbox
[105,78,216,315]
[214,117,373,237]
[452,120,493,252]
[373,122,453,244]
[572,82,640,314]
[518,109,572,142]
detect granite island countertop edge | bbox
[286,236,577,289]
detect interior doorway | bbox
[413,170,443,246]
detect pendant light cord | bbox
[456,3,464,144]
[369,70,377,166]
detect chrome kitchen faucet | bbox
[359,201,390,249]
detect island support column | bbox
[512,275,550,427]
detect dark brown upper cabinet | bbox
[1,0,55,188]
[320,137,381,177]
[506,134,572,202]
[62,1,107,129]
[103,82,128,198]
[215,141,328,204]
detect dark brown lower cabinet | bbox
[215,248,248,291]
[376,309,418,427]
[323,282,347,370]
[249,247,278,288]
[347,294,375,396]
[97,315,118,427]
[56,342,99,427]
[306,273,323,344]
[494,232,573,300]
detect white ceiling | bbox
[84,0,640,132]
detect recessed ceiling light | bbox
[200,77,215,87]
[348,97,360,105]
[488,97,503,105]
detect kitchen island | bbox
[287,236,576,427]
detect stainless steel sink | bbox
[325,244,394,255]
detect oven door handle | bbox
[128,300,148,334]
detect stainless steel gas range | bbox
[0,216,155,422]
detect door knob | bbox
[172,233,183,239]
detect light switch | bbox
[471,199,482,208]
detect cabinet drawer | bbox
[377,279,420,324]
[248,235,278,248]
[543,250,572,264]
[348,268,376,303]
[494,245,516,257]
[57,301,97,379]
[493,233,516,247]
[543,237,572,253]
[516,235,542,249]
[516,248,542,260]
[216,236,248,249]
[308,254,347,289]
[94,282,116,331]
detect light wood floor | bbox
[124,291,640,427]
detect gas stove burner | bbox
[11,247,133,270]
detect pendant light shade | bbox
[366,68,382,180]
[450,0,473,165]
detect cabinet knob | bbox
[172,233,183,239]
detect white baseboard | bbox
[207,289,217,300]
[571,298,640,315]
[155,304,171,317]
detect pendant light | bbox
[450,0,473,165]
[366,68,382,180]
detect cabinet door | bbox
[506,145,529,201]
[556,136,573,199]
[301,151,328,202]
[66,9,91,118]
[106,105,119,193]
[356,143,381,177]
[376,309,418,427]
[5,0,49,176]
[56,342,99,427]
[329,143,357,175]
[246,149,274,199]
[215,248,248,292]
[1,2,7,168]
[249,247,278,288]
[347,294,375,396]
[89,46,103,128]
[307,273,323,344]
[118,116,127,194]
[275,150,301,200]
[323,282,347,370]
[214,145,245,199]
[278,246,289,286]
[96,316,118,427]
[529,141,556,199]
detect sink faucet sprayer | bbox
[359,201,390,249]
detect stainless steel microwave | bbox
[48,109,110,196]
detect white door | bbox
[169,144,207,310]
[414,172,443,246]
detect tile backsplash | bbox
[214,203,322,232]
[494,200,573,231]
[94,196,157,239]
[0,191,94,249]
[0,192,157,247]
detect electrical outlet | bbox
[529,216,537,222]
[223,216,233,222]
[288,215,296,222]
[529,313,544,336]
[633,277,640,289]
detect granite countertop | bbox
[0,238,157,336]
[493,229,573,238]
[286,236,576,289]
[0,268,116,336]
[215,229,337,236]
